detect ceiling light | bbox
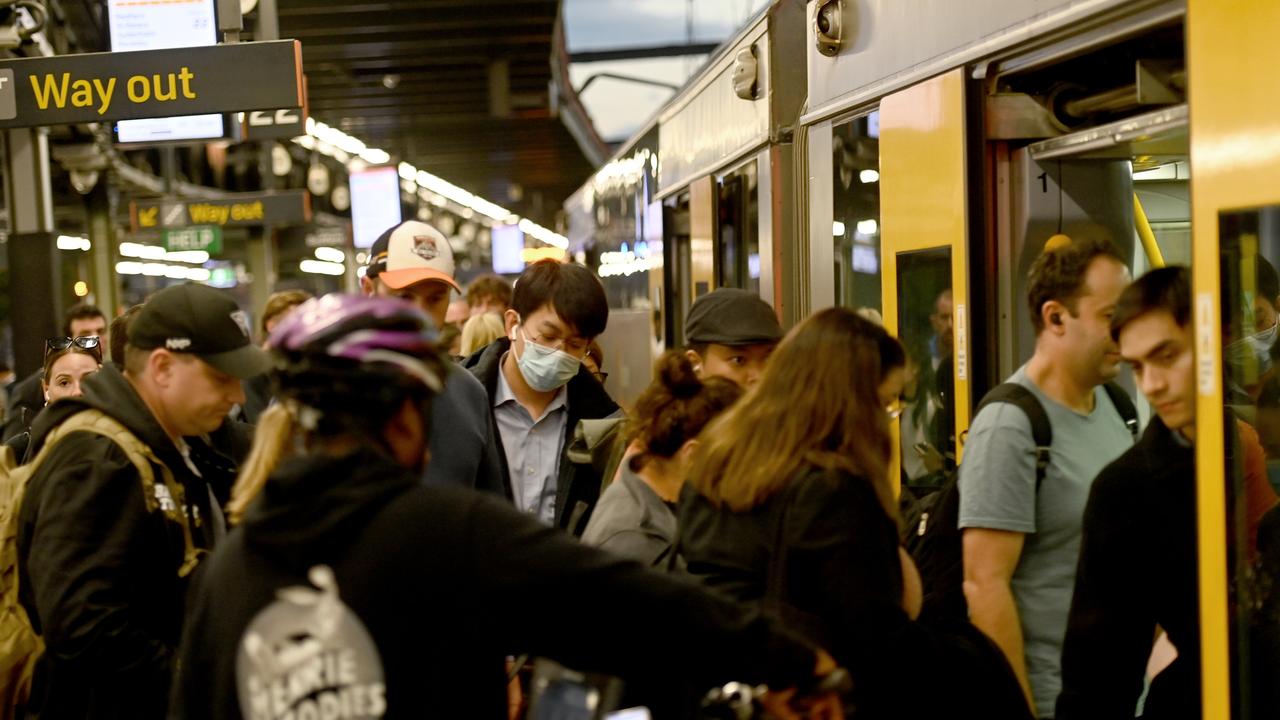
[314,246,346,263]
[300,259,345,276]
[859,169,880,184]
[57,235,90,251]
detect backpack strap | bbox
[26,410,206,577]
[975,383,1052,491]
[1102,382,1140,440]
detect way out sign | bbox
[163,226,222,254]
[131,190,310,231]
[0,40,303,129]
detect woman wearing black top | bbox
[678,308,1029,719]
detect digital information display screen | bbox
[491,224,526,275]
[108,0,225,143]
[350,167,403,248]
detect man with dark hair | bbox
[464,259,620,534]
[467,272,514,317]
[4,303,110,443]
[960,236,1135,717]
[1254,253,1280,335]
[16,283,269,719]
[684,288,783,389]
[1058,265,1278,718]
[361,220,504,495]
[109,304,143,366]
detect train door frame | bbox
[878,68,973,489]
[1188,1,1280,717]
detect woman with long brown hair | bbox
[678,307,984,718]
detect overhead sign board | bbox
[132,190,310,231]
[107,0,224,143]
[0,40,303,129]
[163,225,222,253]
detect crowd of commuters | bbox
[1,217,1277,720]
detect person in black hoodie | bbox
[173,293,843,720]
[463,259,621,535]
[15,283,271,719]
[1057,266,1280,719]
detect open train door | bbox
[878,69,972,495]
[1189,2,1280,718]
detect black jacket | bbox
[463,338,620,533]
[679,465,1031,720]
[2,368,42,443]
[172,449,819,720]
[1057,417,1200,720]
[16,364,227,720]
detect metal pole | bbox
[85,182,120,318]
[4,128,60,377]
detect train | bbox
[563,1,1280,718]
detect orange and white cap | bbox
[366,221,462,292]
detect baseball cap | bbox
[365,221,462,292]
[128,283,272,379]
[684,288,783,346]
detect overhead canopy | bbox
[276,0,605,223]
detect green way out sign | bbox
[0,40,303,129]
[163,226,222,254]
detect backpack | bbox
[0,409,204,718]
[905,381,1138,624]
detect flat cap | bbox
[684,288,783,346]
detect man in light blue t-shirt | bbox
[960,236,1134,718]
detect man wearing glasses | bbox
[464,260,621,535]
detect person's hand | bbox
[758,650,845,719]
[916,442,945,474]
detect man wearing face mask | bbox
[463,260,620,535]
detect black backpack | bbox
[904,381,1139,624]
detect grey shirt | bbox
[958,365,1135,717]
[424,363,504,494]
[494,356,568,524]
[580,461,677,566]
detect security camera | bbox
[815,0,843,57]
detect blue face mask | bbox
[514,326,581,392]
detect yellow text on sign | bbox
[188,201,265,225]
[28,67,198,116]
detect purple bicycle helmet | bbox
[268,293,445,395]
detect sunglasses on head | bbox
[45,336,102,361]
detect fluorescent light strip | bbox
[294,121,570,249]
[300,259,345,276]
[116,261,211,281]
[57,235,91,251]
[119,242,209,264]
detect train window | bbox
[663,192,693,346]
[715,160,760,294]
[1218,208,1280,719]
[832,110,882,314]
[896,247,955,489]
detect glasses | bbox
[45,336,102,362]
[526,330,589,357]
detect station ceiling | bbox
[273,0,604,223]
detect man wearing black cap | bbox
[15,283,270,720]
[684,288,784,389]
[362,220,505,495]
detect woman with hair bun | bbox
[581,350,743,566]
